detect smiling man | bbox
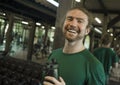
[43,7,105,85]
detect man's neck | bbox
[63,40,85,54]
[102,44,110,48]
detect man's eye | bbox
[77,20,84,23]
[67,17,73,21]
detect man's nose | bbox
[69,19,77,27]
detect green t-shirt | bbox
[93,47,119,76]
[48,48,105,85]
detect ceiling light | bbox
[46,0,59,7]
[41,26,45,29]
[95,17,101,24]
[3,13,6,16]
[114,38,116,41]
[51,26,56,29]
[0,12,6,16]
[107,29,110,32]
[75,0,81,2]
[36,22,41,26]
[22,21,28,25]
[94,27,102,34]
[110,33,113,36]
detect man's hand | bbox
[43,76,66,85]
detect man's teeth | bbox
[68,29,76,33]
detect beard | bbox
[63,25,85,42]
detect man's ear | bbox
[85,28,91,35]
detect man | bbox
[43,7,105,85]
[93,33,119,85]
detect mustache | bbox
[65,25,80,33]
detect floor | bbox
[0,43,120,85]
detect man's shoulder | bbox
[49,48,63,57]
[93,47,104,52]
[83,49,103,66]
[83,50,105,79]
[52,48,63,53]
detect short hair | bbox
[101,33,112,45]
[67,7,93,29]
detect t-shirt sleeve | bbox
[112,51,119,63]
[88,62,106,85]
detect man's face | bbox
[63,9,90,42]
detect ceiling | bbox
[0,0,120,38]
[0,0,57,25]
[83,0,120,38]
